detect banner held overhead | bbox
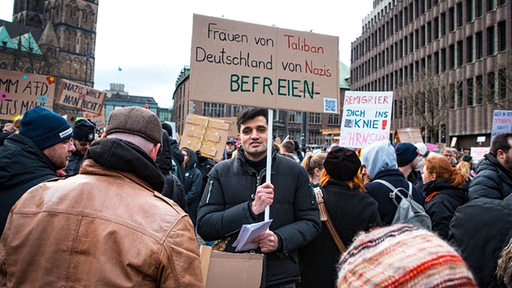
[190,14,340,113]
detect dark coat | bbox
[364,169,426,225]
[182,147,203,225]
[448,194,512,288]
[468,153,512,200]
[63,152,84,177]
[299,181,381,288]
[197,149,321,287]
[423,180,468,240]
[0,134,60,234]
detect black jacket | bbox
[299,181,381,288]
[449,194,512,288]
[364,169,425,225]
[0,134,60,234]
[468,153,512,200]
[423,180,468,240]
[197,149,321,287]
[181,148,203,225]
[63,152,84,177]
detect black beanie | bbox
[20,106,73,150]
[73,119,96,142]
[324,146,361,181]
[395,143,420,167]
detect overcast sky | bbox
[0,1,373,108]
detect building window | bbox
[488,72,496,101]
[498,68,507,99]
[449,44,455,69]
[327,114,340,125]
[467,78,474,106]
[487,26,495,56]
[441,13,447,36]
[476,75,483,104]
[487,0,495,11]
[203,103,225,117]
[457,40,464,67]
[476,31,483,59]
[466,0,474,22]
[457,2,463,27]
[448,7,455,32]
[308,113,321,124]
[498,21,507,51]
[457,81,464,107]
[466,36,474,63]
[476,0,483,16]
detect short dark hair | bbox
[491,133,512,156]
[237,108,267,131]
[281,140,295,153]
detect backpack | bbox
[373,179,432,231]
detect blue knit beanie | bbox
[20,106,73,150]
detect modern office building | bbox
[351,0,511,148]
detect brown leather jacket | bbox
[0,159,203,287]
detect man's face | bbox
[498,139,512,172]
[43,138,76,170]
[239,116,268,161]
[73,139,91,156]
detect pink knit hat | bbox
[337,224,477,287]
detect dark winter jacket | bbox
[63,152,84,177]
[182,147,203,225]
[0,134,61,234]
[365,169,426,225]
[468,153,512,200]
[423,180,468,240]
[156,131,187,210]
[299,181,381,288]
[449,194,512,288]
[197,149,321,287]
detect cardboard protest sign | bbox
[82,109,106,129]
[0,70,56,120]
[396,127,423,144]
[190,14,340,113]
[180,114,234,161]
[339,91,393,148]
[491,110,512,142]
[57,79,107,114]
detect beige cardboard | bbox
[56,79,107,114]
[180,114,233,161]
[0,70,56,120]
[82,109,106,129]
[200,246,263,288]
[190,14,340,113]
[396,127,423,144]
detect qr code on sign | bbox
[324,98,338,113]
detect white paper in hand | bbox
[232,219,273,252]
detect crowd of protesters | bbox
[1,105,512,287]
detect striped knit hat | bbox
[337,224,477,288]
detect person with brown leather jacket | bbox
[0,107,203,287]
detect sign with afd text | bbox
[57,80,108,114]
[190,14,340,113]
[491,110,512,142]
[339,91,393,148]
[0,70,56,120]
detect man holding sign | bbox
[197,108,321,287]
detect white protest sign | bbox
[339,91,393,148]
[471,147,490,160]
[491,110,512,141]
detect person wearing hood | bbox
[362,140,425,225]
[0,106,75,234]
[0,107,203,287]
[422,153,468,240]
[181,147,204,225]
